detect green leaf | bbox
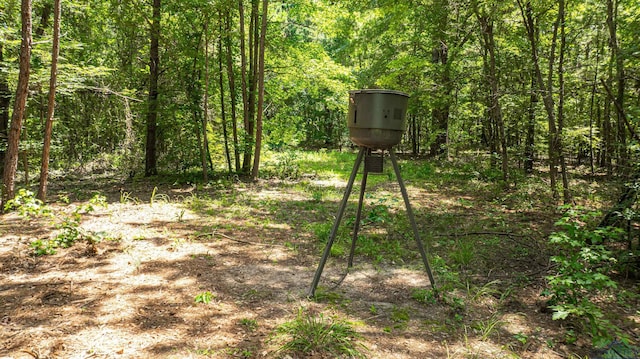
[552,310,570,320]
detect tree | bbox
[145,0,161,177]
[224,9,241,172]
[1,0,32,208]
[251,0,268,180]
[0,43,9,174]
[472,0,508,182]
[605,0,627,173]
[217,14,232,174]
[518,0,560,200]
[37,0,61,202]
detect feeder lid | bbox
[349,89,410,97]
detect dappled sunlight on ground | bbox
[2,155,634,358]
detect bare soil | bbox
[0,175,637,358]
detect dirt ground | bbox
[0,176,636,358]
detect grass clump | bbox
[274,308,366,358]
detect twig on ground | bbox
[195,231,286,247]
[432,231,525,238]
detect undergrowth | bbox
[543,206,636,347]
[272,308,366,358]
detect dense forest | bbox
[0,0,637,195]
[1,0,639,358]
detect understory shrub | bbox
[543,206,628,347]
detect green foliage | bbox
[411,288,438,305]
[390,306,410,330]
[194,291,215,304]
[543,206,627,347]
[239,318,258,331]
[3,189,50,218]
[30,194,108,256]
[274,308,366,358]
[263,151,301,180]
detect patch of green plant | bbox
[273,308,366,358]
[430,255,462,292]
[353,234,408,263]
[263,150,301,180]
[470,314,504,341]
[449,239,476,268]
[365,203,391,224]
[513,332,528,345]
[30,194,107,256]
[542,206,627,347]
[390,306,410,330]
[312,287,350,306]
[30,239,58,256]
[119,191,139,204]
[239,318,258,331]
[194,291,215,304]
[182,193,215,215]
[3,188,51,218]
[411,288,438,304]
[149,186,171,205]
[468,279,503,303]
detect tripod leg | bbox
[308,147,366,297]
[348,161,369,268]
[389,149,436,288]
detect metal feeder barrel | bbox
[347,89,409,149]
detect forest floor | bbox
[1,151,638,359]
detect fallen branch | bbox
[195,231,286,247]
[432,231,526,238]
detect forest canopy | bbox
[0,0,638,197]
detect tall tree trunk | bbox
[37,0,61,202]
[225,11,241,172]
[474,5,508,182]
[34,1,51,38]
[518,0,559,200]
[429,0,451,158]
[556,0,571,203]
[410,113,418,155]
[588,30,602,176]
[242,0,259,174]
[0,43,10,175]
[145,0,160,177]
[218,17,232,174]
[1,0,32,208]
[239,0,254,174]
[606,0,627,174]
[602,70,613,174]
[251,0,268,180]
[524,67,537,174]
[201,16,210,182]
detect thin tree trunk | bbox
[1,0,32,208]
[429,0,450,157]
[474,5,507,182]
[145,0,160,177]
[556,0,571,204]
[0,43,10,175]
[242,0,259,174]
[225,11,241,172]
[201,16,210,182]
[37,0,60,202]
[524,67,537,174]
[606,0,627,173]
[518,0,559,200]
[238,0,252,174]
[601,79,640,142]
[218,16,232,174]
[251,0,268,180]
[588,30,602,176]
